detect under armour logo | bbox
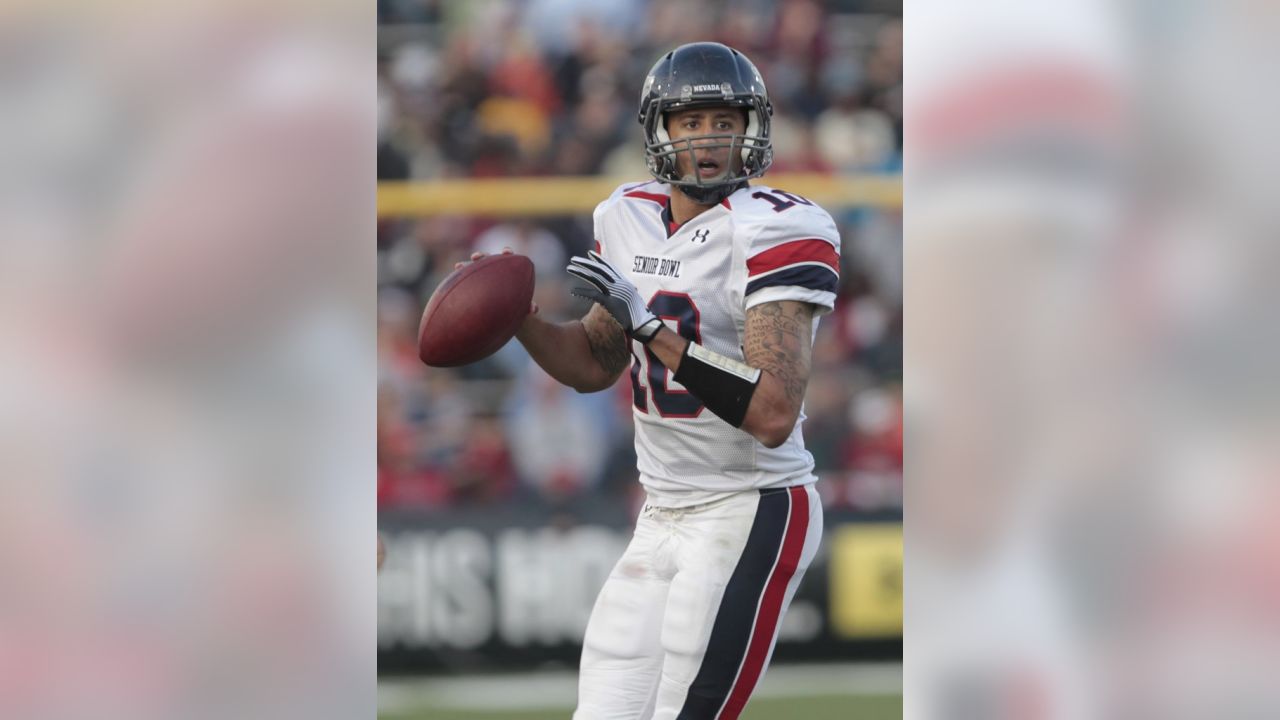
[692,228,710,244]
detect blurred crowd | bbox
[377,0,902,514]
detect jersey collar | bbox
[661,193,734,238]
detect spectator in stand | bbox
[473,221,567,279]
[503,367,613,502]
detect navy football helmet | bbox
[638,42,774,204]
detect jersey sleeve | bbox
[591,198,608,257]
[743,204,842,315]
[591,181,645,260]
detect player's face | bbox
[665,107,747,184]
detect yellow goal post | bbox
[377,173,902,217]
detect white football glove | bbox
[566,250,663,343]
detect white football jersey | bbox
[592,180,842,507]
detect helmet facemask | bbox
[643,102,773,205]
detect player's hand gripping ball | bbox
[418,250,535,367]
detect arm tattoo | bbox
[743,301,815,408]
[583,303,630,376]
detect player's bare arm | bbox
[645,300,815,448]
[515,305,628,393]
[738,300,815,442]
[741,301,813,407]
[581,303,630,377]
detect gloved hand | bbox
[566,250,663,343]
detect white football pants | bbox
[574,484,823,720]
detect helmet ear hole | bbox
[652,112,675,177]
[742,109,759,165]
[654,111,671,145]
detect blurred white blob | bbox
[907,0,1280,717]
[0,3,374,719]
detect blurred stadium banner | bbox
[377,174,902,217]
[378,506,902,674]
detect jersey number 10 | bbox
[752,189,813,213]
[630,291,704,418]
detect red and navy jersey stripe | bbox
[677,486,812,720]
[623,188,670,207]
[745,238,840,297]
[622,186,685,237]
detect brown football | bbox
[417,253,535,367]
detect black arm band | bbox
[672,342,762,428]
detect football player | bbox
[478,42,840,719]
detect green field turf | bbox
[379,693,902,720]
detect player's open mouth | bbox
[695,159,722,178]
